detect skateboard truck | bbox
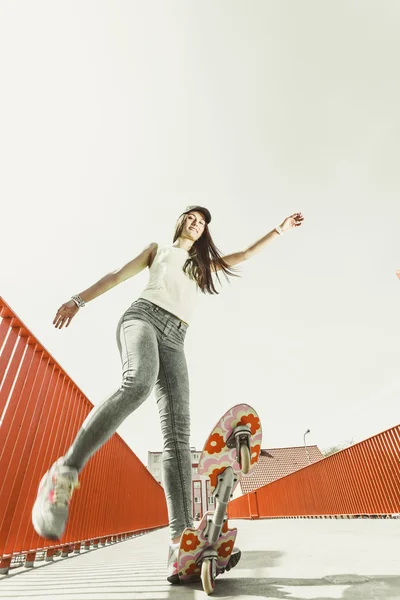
[196,547,218,576]
[226,424,251,468]
[204,466,236,544]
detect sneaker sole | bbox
[32,498,64,541]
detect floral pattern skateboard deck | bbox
[177,403,262,583]
[177,513,237,582]
[198,403,262,492]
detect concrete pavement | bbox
[1,519,399,599]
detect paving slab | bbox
[1,519,399,600]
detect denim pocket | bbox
[177,324,187,340]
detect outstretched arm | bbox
[53,242,157,329]
[212,213,304,271]
[243,212,304,260]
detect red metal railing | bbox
[229,425,400,519]
[0,298,168,573]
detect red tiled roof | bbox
[240,445,324,495]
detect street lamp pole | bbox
[303,428,311,465]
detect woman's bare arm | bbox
[212,213,304,272]
[78,242,157,303]
[53,242,157,329]
[211,251,246,272]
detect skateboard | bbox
[177,403,262,594]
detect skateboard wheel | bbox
[240,444,251,474]
[201,558,216,595]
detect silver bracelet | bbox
[275,225,283,236]
[71,294,85,308]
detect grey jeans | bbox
[63,298,193,539]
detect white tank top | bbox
[139,244,199,324]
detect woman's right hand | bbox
[53,300,80,329]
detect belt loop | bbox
[178,321,182,329]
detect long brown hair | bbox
[172,214,240,294]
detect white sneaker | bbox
[32,458,79,540]
[166,543,180,584]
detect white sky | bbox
[1,1,400,466]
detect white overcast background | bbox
[1,1,400,465]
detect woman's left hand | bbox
[280,212,304,232]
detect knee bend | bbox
[161,414,190,446]
[121,375,154,401]
[163,430,191,450]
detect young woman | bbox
[32,205,304,582]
